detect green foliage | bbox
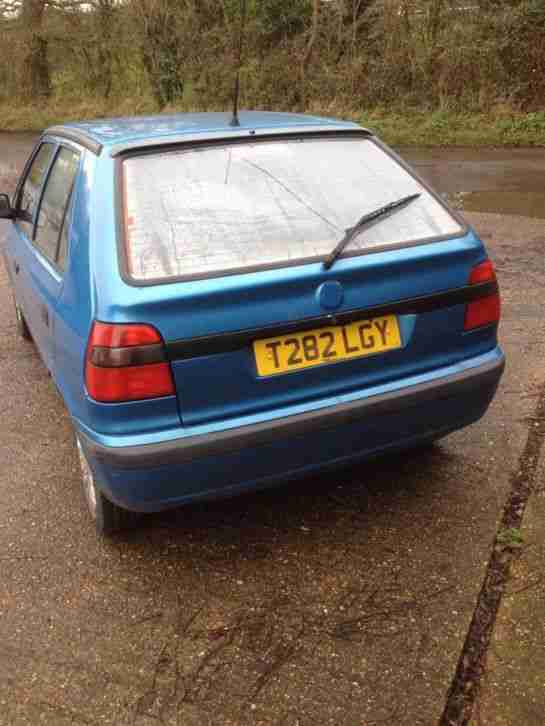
[256,0,312,45]
[359,108,545,146]
[497,527,524,548]
[0,0,544,139]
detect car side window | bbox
[17,142,56,238]
[34,147,80,267]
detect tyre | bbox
[404,435,447,458]
[13,296,31,341]
[76,437,140,535]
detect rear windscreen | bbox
[122,137,463,282]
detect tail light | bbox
[85,322,175,402]
[464,259,501,331]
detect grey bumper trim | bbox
[79,355,504,471]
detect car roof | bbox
[44,111,369,157]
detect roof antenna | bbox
[229,0,247,127]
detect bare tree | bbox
[72,0,117,98]
[133,0,184,109]
[0,0,71,99]
[20,0,50,98]
[300,0,320,110]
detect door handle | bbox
[40,305,49,327]
[14,261,19,275]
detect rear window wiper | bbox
[322,192,421,270]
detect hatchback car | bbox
[0,111,504,535]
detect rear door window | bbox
[34,146,80,267]
[122,137,463,283]
[17,142,56,238]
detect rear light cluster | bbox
[464,259,501,331]
[85,322,175,402]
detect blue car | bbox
[0,112,504,535]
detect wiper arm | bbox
[322,192,421,271]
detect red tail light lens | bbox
[88,322,161,348]
[85,322,175,402]
[464,260,501,331]
[465,295,501,330]
[468,259,496,285]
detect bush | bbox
[0,0,543,125]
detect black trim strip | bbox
[109,126,372,157]
[78,354,505,470]
[45,126,103,156]
[90,344,165,368]
[166,281,498,361]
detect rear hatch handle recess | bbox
[322,192,421,271]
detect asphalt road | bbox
[1,143,545,725]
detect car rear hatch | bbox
[119,133,499,426]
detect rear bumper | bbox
[77,347,505,511]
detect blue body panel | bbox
[2,111,505,513]
[58,111,362,148]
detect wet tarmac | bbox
[0,133,36,175]
[3,208,542,726]
[399,146,545,219]
[1,130,545,726]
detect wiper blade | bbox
[322,192,421,271]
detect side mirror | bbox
[0,193,15,220]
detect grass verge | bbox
[1,100,545,147]
[358,108,545,147]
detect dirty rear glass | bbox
[122,137,463,282]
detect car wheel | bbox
[405,435,447,457]
[76,437,140,535]
[13,297,31,341]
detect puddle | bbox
[399,147,545,218]
[450,190,545,219]
[402,148,545,216]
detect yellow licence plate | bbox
[253,314,402,377]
